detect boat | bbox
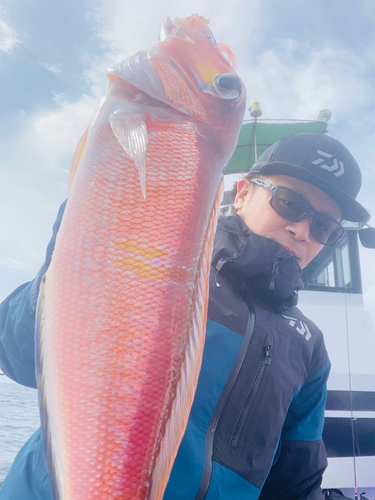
[222,102,375,500]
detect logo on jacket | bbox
[282,315,312,341]
[311,150,345,177]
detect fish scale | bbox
[36,14,245,500]
[41,123,215,499]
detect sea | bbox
[0,374,40,483]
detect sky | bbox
[1,0,375,316]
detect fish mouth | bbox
[212,73,242,100]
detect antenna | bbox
[248,100,262,163]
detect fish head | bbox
[107,14,246,165]
[155,15,246,151]
[70,15,247,196]
[157,14,245,106]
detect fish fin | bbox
[35,274,63,500]
[68,128,88,190]
[109,112,148,199]
[108,50,165,104]
[159,16,174,41]
[149,179,225,500]
[216,43,236,70]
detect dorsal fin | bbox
[68,128,88,190]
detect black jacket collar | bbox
[212,216,304,313]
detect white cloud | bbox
[0,92,98,295]
[39,62,63,75]
[0,257,25,270]
[30,94,97,164]
[81,0,261,97]
[0,11,19,54]
[0,257,26,269]
[238,39,373,121]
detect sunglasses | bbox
[249,178,345,246]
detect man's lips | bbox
[281,245,299,259]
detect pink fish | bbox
[36,14,246,500]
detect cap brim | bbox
[253,162,370,223]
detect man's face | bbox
[234,174,342,269]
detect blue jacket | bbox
[0,208,329,499]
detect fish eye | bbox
[212,74,241,100]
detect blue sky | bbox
[1,0,375,313]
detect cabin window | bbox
[302,231,362,293]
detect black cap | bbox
[251,133,370,223]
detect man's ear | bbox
[234,178,252,210]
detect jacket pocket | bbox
[230,341,272,446]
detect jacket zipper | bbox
[194,306,255,500]
[230,343,272,446]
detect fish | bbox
[36,13,246,500]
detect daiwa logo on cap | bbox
[254,161,268,168]
[311,150,345,177]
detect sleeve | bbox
[0,200,68,388]
[0,428,51,499]
[259,360,331,500]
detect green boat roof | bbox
[224,120,328,174]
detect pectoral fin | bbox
[109,112,148,199]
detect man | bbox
[0,133,370,499]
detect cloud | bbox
[81,0,261,97]
[38,62,64,75]
[95,0,260,51]
[0,92,98,298]
[237,39,373,121]
[0,90,92,202]
[0,10,19,54]
[0,257,25,270]
[30,94,97,164]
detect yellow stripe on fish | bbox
[114,240,190,282]
[116,240,166,258]
[114,256,191,283]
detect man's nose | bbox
[285,218,311,243]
